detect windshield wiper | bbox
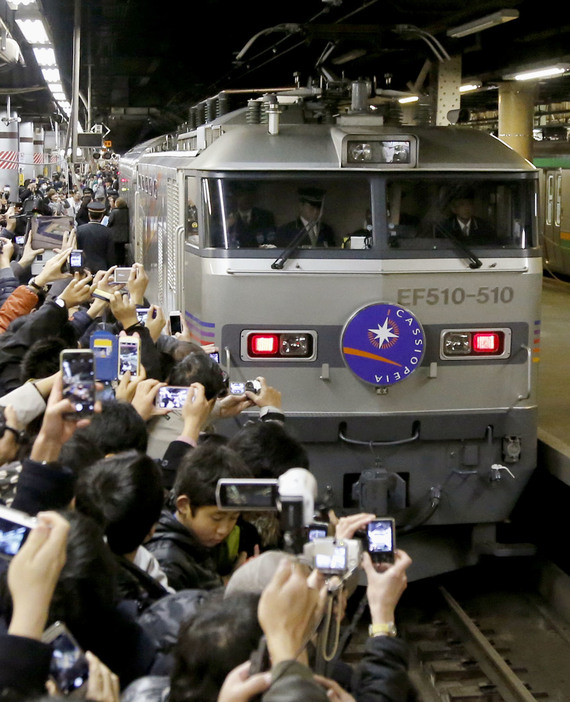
[271,223,312,270]
[433,223,482,269]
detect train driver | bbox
[441,189,496,244]
[276,187,336,248]
[227,182,276,247]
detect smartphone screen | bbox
[69,249,84,272]
[169,312,182,335]
[367,518,395,563]
[156,386,189,409]
[229,381,245,395]
[136,307,150,326]
[43,623,89,694]
[61,350,95,417]
[0,507,36,559]
[118,338,140,377]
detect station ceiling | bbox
[3,0,570,153]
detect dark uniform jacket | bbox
[76,220,116,273]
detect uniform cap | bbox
[87,201,106,212]
[298,187,325,206]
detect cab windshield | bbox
[199,175,535,254]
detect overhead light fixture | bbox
[503,65,570,81]
[447,9,519,38]
[33,47,57,67]
[459,82,482,93]
[399,95,419,104]
[15,17,49,44]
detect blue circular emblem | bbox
[341,303,425,386]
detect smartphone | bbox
[118,336,140,378]
[60,349,96,418]
[216,478,279,511]
[42,621,89,694]
[136,307,150,326]
[367,518,396,564]
[209,351,220,364]
[69,249,85,274]
[169,311,182,335]
[229,381,245,395]
[155,385,190,409]
[112,267,132,284]
[0,505,37,559]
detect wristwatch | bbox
[369,622,397,638]
[27,277,48,294]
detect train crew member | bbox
[442,189,495,243]
[276,187,336,248]
[76,200,116,273]
[227,182,276,247]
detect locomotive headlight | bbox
[242,331,317,361]
[347,142,373,163]
[440,329,510,360]
[442,331,471,355]
[280,333,312,357]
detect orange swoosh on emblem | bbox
[343,347,402,367]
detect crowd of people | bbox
[0,192,417,702]
[0,168,130,269]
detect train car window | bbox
[384,178,535,252]
[185,177,199,246]
[202,177,372,250]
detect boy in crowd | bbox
[145,442,254,592]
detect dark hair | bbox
[228,421,309,479]
[59,433,105,478]
[20,337,75,382]
[173,443,252,509]
[49,510,118,629]
[168,352,227,401]
[74,451,165,555]
[73,400,148,455]
[169,591,262,702]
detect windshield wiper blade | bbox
[434,223,482,269]
[271,224,311,270]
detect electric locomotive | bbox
[120,85,541,580]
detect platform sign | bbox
[341,302,425,386]
[90,330,118,381]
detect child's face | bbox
[178,503,240,548]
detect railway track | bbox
[401,558,570,701]
[342,557,570,701]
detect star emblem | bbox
[368,318,399,348]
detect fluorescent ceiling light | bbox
[447,9,519,38]
[42,68,61,83]
[506,65,570,81]
[33,47,57,66]
[460,82,482,93]
[399,95,419,104]
[16,18,49,44]
[7,0,37,8]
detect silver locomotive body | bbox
[121,99,541,578]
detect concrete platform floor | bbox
[537,276,570,484]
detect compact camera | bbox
[229,379,262,395]
[303,536,362,577]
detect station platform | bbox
[537,276,570,486]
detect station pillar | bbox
[19,121,35,182]
[497,82,536,162]
[33,126,46,177]
[0,112,19,197]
